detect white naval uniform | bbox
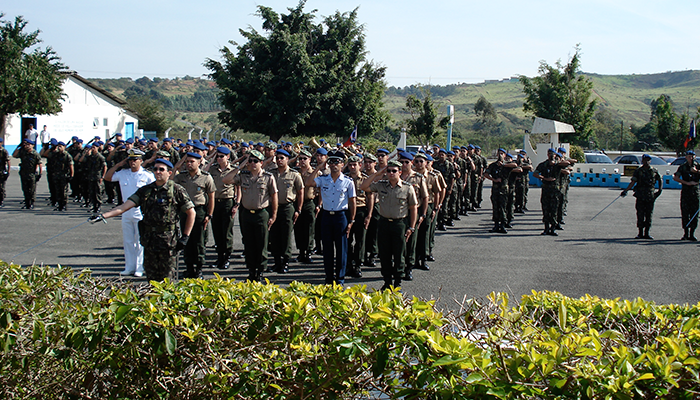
[111,167,155,274]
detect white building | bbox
[3,72,139,153]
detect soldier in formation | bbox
[621,154,663,239]
[673,150,700,241]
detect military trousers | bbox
[181,205,207,267]
[429,204,438,255]
[348,206,368,270]
[294,199,316,254]
[20,172,37,206]
[320,210,348,284]
[364,203,380,258]
[515,179,527,211]
[140,230,176,282]
[378,216,407,283]
[53,178,69,209]
[270,202,295,259]
[47,173,56,205]
[212,198,235,255]
[239,206,270,277]
[417,204,434,263]
[86,179,102,212]
[490,184,508,224]
[635,197,655,229]
[0,173,6,204]
[540,183,559,225]
[680,188,700,230]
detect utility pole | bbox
[619,121,624,155]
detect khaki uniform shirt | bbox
[173,170,216,207]
[233,169,278,210]
[402,172,429,203]
[210,163,236,199]
[368,180,418,219]
[424,170,441,204]
[272,166,304,205]
[298,168,318,200]
[349,172,370,208]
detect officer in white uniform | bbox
[104,149,155,277]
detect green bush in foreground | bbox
[1,261,700,399]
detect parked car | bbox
[584,153,614,163]
[670,157,687,165]
[613,154,668,166]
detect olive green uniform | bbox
[16,147,42,208]
[128,180,194,281]
[174,170,216,276]
[674,161,700,237]
[210,163,236,268]
[630,165,662,231]
[270,167,304,267]
[347,171,370,275]
[44,149,73,210]
[233,169,278,281]
[294,168,318,261]
[402,172,428,275]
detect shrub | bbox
[1,261,699,399]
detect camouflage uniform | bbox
[433,157,455,228]
[515,154,531,212]
[486,160,508,230]
[16,146,42,208]
[45,149,73,210]
[535,159,563,232]
[128,180,194,281]
[630,165,662,230]
[67,144,84,200]
[675,160,700,237]
[84,151,106,212]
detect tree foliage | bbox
[520,46,597,144]
[0,14,67,137]
[651,95,692,155]
[126,96,167,134]
[205,1,389,142]
[403,89,448,145]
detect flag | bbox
[343,125,358,147]
[684,119,696,149]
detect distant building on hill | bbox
[2,72,140,153]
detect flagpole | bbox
[446,105,454,149]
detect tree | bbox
[651,95,692,155]
[520,46,597,144]
[126,96,167,135]
[403,88,448,145]
[0,14,67,137]
[205,1,389,142]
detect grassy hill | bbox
[88,70,700,146]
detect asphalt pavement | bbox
[1,174,699,312]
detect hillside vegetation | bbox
[88,70,700,148]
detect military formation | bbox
[4,130,700,286]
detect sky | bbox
[4,0,700,88]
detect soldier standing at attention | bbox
[362,153,379,268]
[534,149,568,236]
[515,150,532,213]
[40,141,74,212]
[621,154,662,239]
[81,144,107,214]
[345,155,373,278]
[104,149,155,277]
[503,153,522,228]
[361,160,418,291]
[0,138,11,207]
[224,150,278,282]
[173,152,216,278]
[13,139,42,210]
[293,150,317,264]
[91,159,195,281]
[313,147,331,256]
[203,146,239,270]
[484,148,512,233]
[413,152,441,271]
[398,152,428,281]
[673,150,700,241]
[433,148,455,229]
[305,151,356,285]
[67,138,84,202]
[556,147,576,228]
[269,149,304,274]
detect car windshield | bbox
[649,156,668,165]
[586,154,613,163]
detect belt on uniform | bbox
[323,209,346,215]
[242,207,264,214]
[140,224,176,233]
[379,216,401,222]
[215,198,234,202]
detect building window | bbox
[105,129,110,137]
[93,118,99,128]
[103,118,108,126]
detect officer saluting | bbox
[361,160,418,291]
[90,159,196,281]
[223,150,278,282]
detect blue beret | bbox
[447,150,455,156]
[84,144,92,149]
[642,154,651,159]
[460,146,468,150]
[125,138,134,144]
[76,139,84,143]
[432,144,440,147]
[178,143,185,148]
[221,138,231,145]
[50,138,58,145]
[206,141,216,147]
[687,150,696,156]
[24,139,36,145]
[71,136,79,140]
[149,138,158,143]
[506,153,514,159]
[192,142,207,151]
[276,149,290,157]
[186,152,202,159]
[299,141,304,144]
[467,144,474,149]
[520,150,527,154]
[217,146,231,155]
[319,139,326,143]
[452,146,460,150]
[396,147,405,152]
[106,142,115,147]
[115,133,122,136]
[548,148,556,153]
[57,141,66,146]
[376,148,389,154]
[316,148,328,155]
[154,158,173,168]
[0,138,3,143]
[398,151,414,160]
[94,136,101,140]
[163,137,172,142]
[241,142,249,148]
[556,152,563,157]
[248,141,254,145]
[438,148,447,154]
[558,147,567,153]
[425,154,434,161]
[139,139,148,145]
[498,148,507,153]
[256,142,264,147]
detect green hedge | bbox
[1,261,699,399]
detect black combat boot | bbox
[643,227,653,240]
[415,257,429,271]
[184,264,195,279]
[218,252,230,269]
[542,223,550,235]
[689,227,698,241]
[489,223,499,233]
[682,228,689,240]
[194,263,203,279]
[278,256,289,274]
[636,227,644,239]
[403,266,413,281]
